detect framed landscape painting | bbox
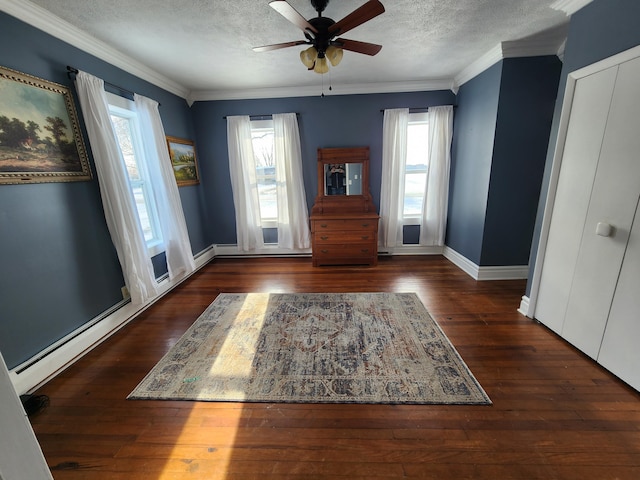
[0,66,92,185]
[166,135,199,186]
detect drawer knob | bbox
[361,223,370,227]
[321,235,329,240]
[321,249,329,254]
[320,224,328,228]
[361,248,369,253]
[361,235,369,240]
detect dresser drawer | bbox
[314,230,375,243]
[313,219,377,232]
[314,243,377,265]
[310,213,379,267]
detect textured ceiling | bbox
[22,0,570,98]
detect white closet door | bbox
[560,56,640,358]
[598,196,640,390]
[535,66,618,334]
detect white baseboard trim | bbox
[214,244,312,257]
[518,295,531,317]
[378,245,444,256]
[9,244,529,394]
[476,265,530,281]
[443,246,529,281]
[217,243,443,257]
[443,247,480,278]
[9,246,216,395]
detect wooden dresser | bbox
[311,212,379,266]
[310,147,379,267]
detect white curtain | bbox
[74,71,158,304]
[420,105,454,246]
[227,115,264,251]
[273,113,310,249]
[379,108,409,249]
[134,94,196,279]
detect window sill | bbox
[147,240,165,258]
[260,220,278,229]
[402,217,422,226]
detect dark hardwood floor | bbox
[29,256,640,479]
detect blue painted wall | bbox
[526,0,640,294]
[4,0,614,369]
[447,62,502,264]
[447,57,560,267]
[0,12,208,369]
[482,56,561,266]
[191,91,456,245]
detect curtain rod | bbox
[379,106,456,113]
[223,113,299,120]
[66,66,160,105]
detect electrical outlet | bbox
[121,286,130,300]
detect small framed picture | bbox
[0,65,92,185]
[166,135,199,187]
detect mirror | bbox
[312,147,373,214]
[324,162,363,196]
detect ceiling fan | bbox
[253,0,385,74]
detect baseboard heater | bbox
[14,298,130,376]
[10,245,215,393]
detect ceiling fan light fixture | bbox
[313,56,329,74]
[257,0,385,75]
[325,45,343,66]
[300,46,318,68]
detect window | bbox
[403,112,429,223]
[107,93,163,255]
[250,119,276,225]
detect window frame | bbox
[250,119,277,228]
[107,93,164,257]
[402,112,429,226]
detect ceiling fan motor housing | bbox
[254,0,384,65]
[306,16,337,56]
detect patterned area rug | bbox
[128,293,491,405]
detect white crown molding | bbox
[454,44,504,88]
[551,0,594,15]
[2,0,454,103]
[188,78,456,103]
[454,24,568,88]
[0,0,190,99]
[2,0,572,102]
[502,24,569,59]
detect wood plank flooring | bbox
[29,256,640,479]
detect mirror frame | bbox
[311,147,373,214]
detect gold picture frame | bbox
[0,65,92,185]
[166,135,199,187]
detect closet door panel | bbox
[561,57,640,358]
[598,197,640,390]
[535,66,618,334]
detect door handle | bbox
[596,222,613,237]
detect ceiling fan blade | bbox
[328,0,385,36]
[269,0,318,34]
[253,40,308,52]
[335,38,382,56]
